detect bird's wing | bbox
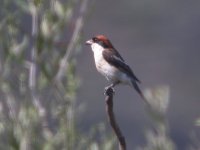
[102,49,141,83]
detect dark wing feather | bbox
[102,49,141,83]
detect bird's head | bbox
[85,35,114,49]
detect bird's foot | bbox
[104,85,115,96]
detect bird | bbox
[85,35,145,101]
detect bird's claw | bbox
[104,86,115,96]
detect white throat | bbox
[91,43,104,53]
[90,43,104,62]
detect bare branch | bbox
[54,0,89,82]
[104,88,126,150]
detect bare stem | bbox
[104,88,126,150]
[54,0,89,82]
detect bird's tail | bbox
[131,80,147,104]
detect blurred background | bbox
[0,0,200,149]
[80,0,200,149]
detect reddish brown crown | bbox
[94,35,114,48]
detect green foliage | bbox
[0,0,114,150]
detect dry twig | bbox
[55,0,89,82]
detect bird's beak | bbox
[85,39,93,45]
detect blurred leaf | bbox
[90,142,99,150]
[195,118,200,126]
[54,1,65,18]
[144,85,170,115]
[34,0,42,7]
[41,16,52,38]
[10,36,28,56]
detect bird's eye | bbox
[92,37,98,42]
[92,37,105,46]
